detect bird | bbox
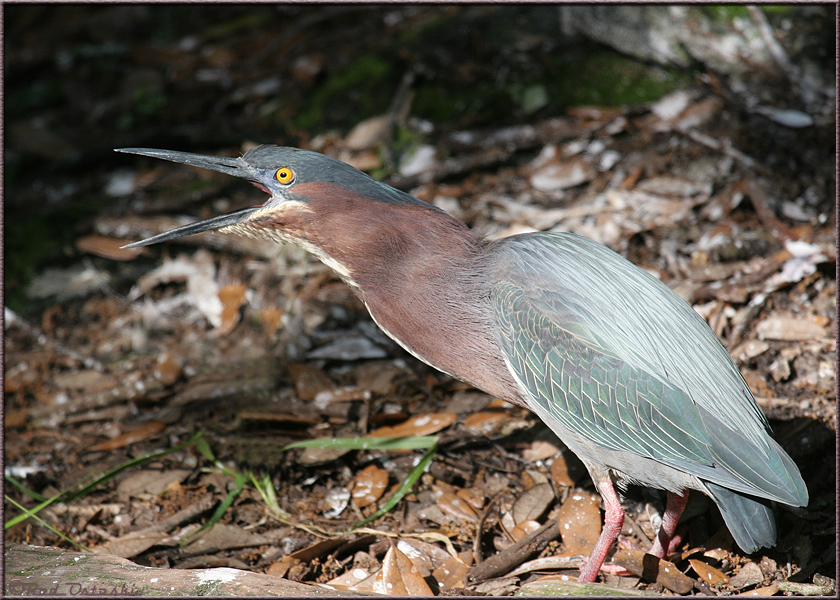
[117,145,808,583]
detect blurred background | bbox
[6,4,834,310]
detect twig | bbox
[680,128,769,175]
[746,5,818,108]
[746,6,796,81]
[467,517,562,583]
[473,493,503,563]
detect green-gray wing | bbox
[488,232,807,506]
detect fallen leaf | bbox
[115,468,192,499]
[267,556,296,578]
[550,452,587,487]
[314,386,371,404]
[432,554,469,591]
[182,523,274,553]
[726,561,764,590]
[531,155,594,192]
[396,538,452,576]
[370,412,457,437]
[456,488,485,510]
[435,489,479,521]
[93,531,173,558]
[556,491,601,555]
[327,564,375,590]
[288,363,333,401]
[153,351,181,386]
[613,549,694,594]
[90,421,166,451]
[374,544,434,596]
[755,314,827,341]
[76,235,144,261]
[344,115,390,151]
[512,482,554,524]
[351,464,389,508]
[734,585,779,596]
[510,519,542,541]
[520,577,656,596]
[522,439,561,462]
[259,307,283,336]
[730,340,770,363]
[689,558,729,586]
[217,283,247,335]
[462,410,508,434]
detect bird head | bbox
[117,145,438,250]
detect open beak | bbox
[116,148,264,248]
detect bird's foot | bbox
[578,557,635,580]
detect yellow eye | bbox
[275,167,295,184]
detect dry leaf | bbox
[730,340,770,363]
[702,548,729,561]
[510,519,542,541]
[351,464,389,508]
[396,538,451,576]
[522,439,561,462]
[456,488,485,510]
[555,492,601,555]
[755,314,827,341]
[689,558,729,586]
[550,452,587,487]
[727,561,764,590]
[462,410,508,434]
[512,482,554,524]
[115,468,192,499]
[217,283,248,335]
[734,585,779,596]
[531,156,594,192]
[288,363,333,401]
[326,564,374,590]
[370,412,457,437]
[314,386,371,404]
[90,421,166,451]
[432,554,469,592]
[267,556,296,578]
[76,235,144,261]
[435,489,479,521]
[260,307,283,336]
[374,544,434,596]
[153,351,181,386]
[182,523,274,553]
[613,549,694,594]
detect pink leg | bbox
[578,478,625,583]
[648,491,688,558]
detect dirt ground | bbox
[4,5,836,596]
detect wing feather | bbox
[488,233,807,505]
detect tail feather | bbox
[706,482,776,553]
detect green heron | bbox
[118,145,807,582]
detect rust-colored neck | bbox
[253,183,522,403]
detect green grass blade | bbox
[5,475,48,502]
[180,470,247,546]
[249,471,290,519]
[281,436,438,452]
[5,495,92,552]
[351,440,438,530]
[5,431,205,530]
